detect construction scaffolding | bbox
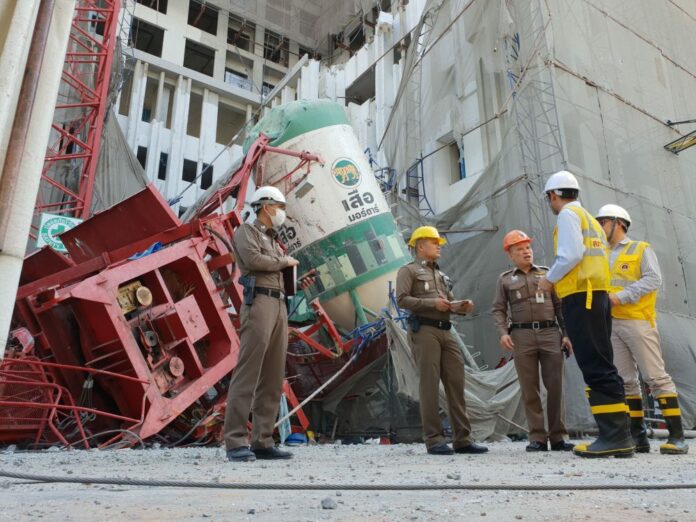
[379,0,696,430]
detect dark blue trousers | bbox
[562,291,625,401]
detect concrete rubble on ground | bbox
[0,442,694,521]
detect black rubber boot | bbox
[573,389,635,458]
[626,395,650,453]
[657,394,689,455]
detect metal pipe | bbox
[646,428,696,439]
[0,0,56,251]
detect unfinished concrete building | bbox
[113,0,696,427]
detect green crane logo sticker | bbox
[37,213,82,253]
[331,158,361,188]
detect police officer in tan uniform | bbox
[396,226,488,455]
[492,230,574,452]
[224,186,299,462]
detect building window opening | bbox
[182,159,197,183]
[224,68,252,91]
[261,82,275,97]
[299,46,320,60]
[228,14,254,52]
[187,91,203,138]
[183,39,215,77]
[136,146,148,169]
[201,163,213,190]
[187,0,218,35]
[142,76,158,122]
[449,142,465,184]
[136,0,168,14]
[217,102,245,144]
[263,30,289,67]
[347,26,365,52]
[158,152,168,180]
[129,18,164,58]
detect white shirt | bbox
[546,201,585,283]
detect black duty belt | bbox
[255,287,286,300]
[510,320,557,330]
[417,316,452,330]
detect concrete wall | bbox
[117,1,321,211]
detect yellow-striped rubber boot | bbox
[573,389,635,458]
[626,395,650,453]
[657,394,689,455]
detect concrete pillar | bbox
[299,59,319,100]
[288,40,299,68]
[254,24,265,59]
[166,75,191,210]
[251,24,265,90]
[0,0,75,354]
[213,10,227,81]
[281,86,295,105]
[199,88,219,190]
[126,60,148,149]
[0,0,39,167]
[154,70,166,122]
[322,67,345,102]
[144,119,163,184]
[162,0,187,66]
[374,27,394,150]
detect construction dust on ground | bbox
[2,443,696,521]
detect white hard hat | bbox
[250,186,286,207]
[544,170,580,193]
[596,204,631,226]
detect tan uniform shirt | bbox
[491,265,566,338]
[396,259,454,321]
[233,219,293,290]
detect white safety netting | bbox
[380,0,696,431]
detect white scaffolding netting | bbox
[380,0,696,432]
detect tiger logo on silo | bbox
[331,158,361,188]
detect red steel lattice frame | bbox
[33,0,121,224]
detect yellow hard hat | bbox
[408,226,446,247]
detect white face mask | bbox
[270,208,286,228]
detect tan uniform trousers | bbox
[611,318,676,398]
[511,327,567,444]
[223,294,288,450]
[410,325,473,450]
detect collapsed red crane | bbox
[34,0,121,226]
[0,135,342,448]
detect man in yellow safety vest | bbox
[596,204,688,455]
[537,170,634,458]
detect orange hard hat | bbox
[503,230,533,252]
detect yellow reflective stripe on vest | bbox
[553,205,610,306]
[661,408,681,417]
[609,240,657,326]
[591,403,629,415]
